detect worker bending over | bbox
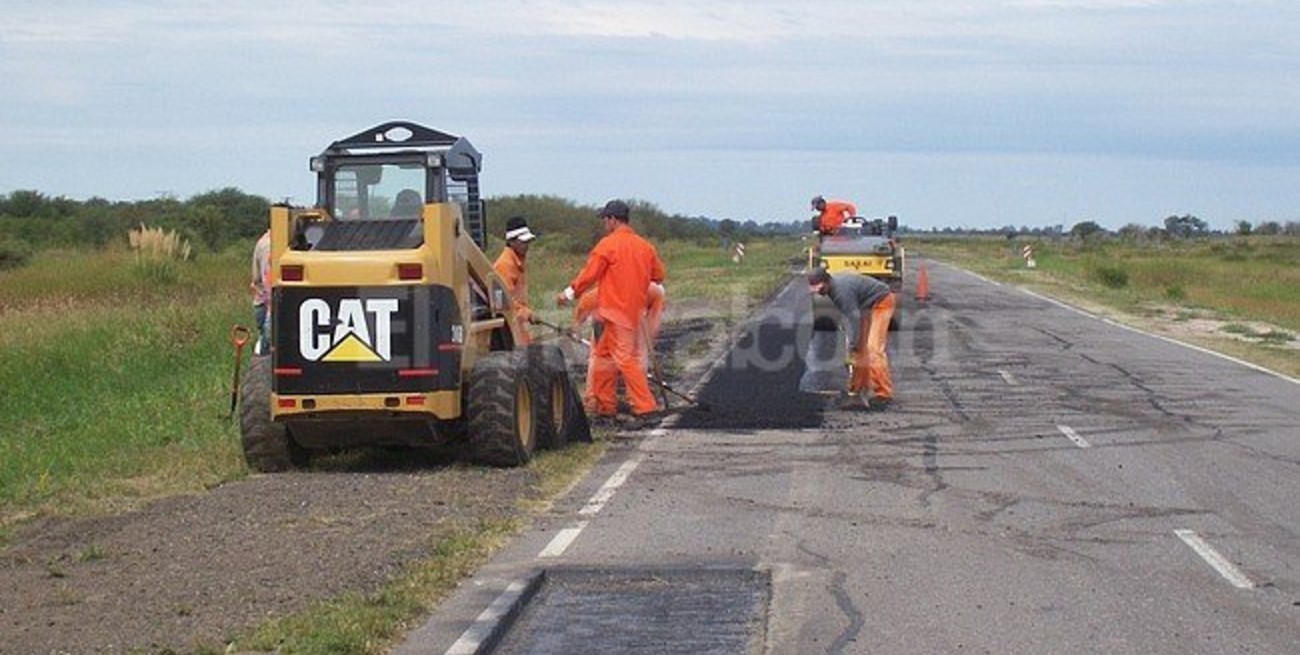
[493,215,538,346]
[557,200,667,424]
[811,195,857,235]
[808,266,895,410]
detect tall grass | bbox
[1,246,250,525]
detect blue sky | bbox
[1,0,1297,230]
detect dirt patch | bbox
[1135,303,1299,351]
[0,453,537,653]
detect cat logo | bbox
[298,298,399,363]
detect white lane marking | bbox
[1056,424,1091,448]
[1175,529,1255,589]
[649,427,667,437]
[579,457,641,516]
[997,369,1019,385]
[444,578,533,655]
[1015,287,1298,386]
[959,268,1002,286]
[532,457,642,560]
[538,521,589,558]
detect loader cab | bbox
[302,122,489,250]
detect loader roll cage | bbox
[307,121,489,248]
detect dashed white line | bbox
[1056,424,1091,448]
[538,521,589,559]
[1175,529,1255,589]
[579,457,641,516]
[997,369,1019,385]
[444,578,534,655]
[533,457,643,561]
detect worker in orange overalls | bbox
[572,282,666,414]
[493,215,537,346]
[811,195,857,235]
[557,200,667,424]
[808,266,895,410]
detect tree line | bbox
[0,188,784,270]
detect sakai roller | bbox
[239,121,589,472]
[810,215,904,332]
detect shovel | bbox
[226,325,251,419]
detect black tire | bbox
[239,355,309,472]
[564,376,593,443]
[468,351,538,467]
[524,344,576,450]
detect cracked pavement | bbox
[401,260,1300,654]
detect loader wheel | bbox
[525,344,591,449]
[239,355,309,472]
[469,351,538,467]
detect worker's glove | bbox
[556,287,575,307]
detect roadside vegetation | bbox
[913,233,1300,376]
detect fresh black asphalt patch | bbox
[493,568,770,655]
[674,320,827,431]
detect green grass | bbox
[0,246,251,526]
[912,235,1300,375]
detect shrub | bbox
[0,236,34,271]
[1164,284,1186,301]
[1091,264,1129,289]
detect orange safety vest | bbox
[492,246,533,322]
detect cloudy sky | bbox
[1,0,1297,229]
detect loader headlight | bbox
[426,153,443,168]
[309,156,325,173]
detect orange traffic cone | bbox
[916,263,931,302]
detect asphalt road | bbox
[399,260,1300,654]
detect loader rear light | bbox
[397,263,423,280]
[274,367,303,377]
[406,395,426,406]
[277,398,297,409]
[281,264,304,282]
[397,368,438,378]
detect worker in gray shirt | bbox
[808,266,897,409]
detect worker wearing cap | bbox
[557,200,666,420]
[811,195,857,235]
[808,266,895,409]
[493,215,537,346]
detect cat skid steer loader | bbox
[239,121,588,472]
